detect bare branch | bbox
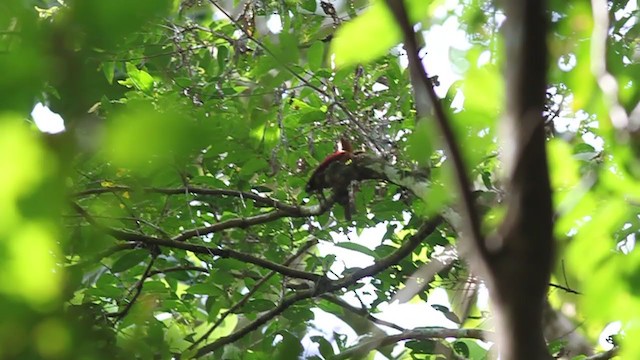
[172,209,292,241]
[548,282,580,295]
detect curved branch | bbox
[329,216,443,290]
[193,217,442,358]
[194,288,316,358]
[585,347,619,360]
[71,202,322,282]
[74,185,303,213]
[172,209,291,241]
[73,154,438,245]
[107,253,157,320]
[383,0,486,258]
[148,265,210,276]
[320,294,406,332]
[332,327,493,360]
[132,236,323,282]
[189,238,319,349]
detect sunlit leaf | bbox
[331,1,400,68]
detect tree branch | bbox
[172,209,293,242]
[194,287,316,358]
[188,238,318,350]
[332,327,493,360]
[329,216,443,291]
[320,294,406,332]
[106,252,157,320]
[74,185,303,213]
[71,202,323,282]
[193,217,442,357]
[383,0,486,258]
[584,347,619,360]
[148,265,210,276]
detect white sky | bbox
[31,102,65,134]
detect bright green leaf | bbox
[331,1,400,68]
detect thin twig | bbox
[188,238,318,350]
[71,202,323,281]
[194,217,442,358]
[148,265,210,276]
[205,0,386,155]
[548,282,580,295]
[321,294,406,332]
[73,185,302,213]
[107,253,157,320]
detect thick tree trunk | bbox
[385,0,555,357]
[478,0,555,358]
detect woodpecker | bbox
[306,137,356,221]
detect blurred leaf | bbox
[125,63,154,94]
[111,249,149,273]
[308,41,325,71]
[300,0,316,12]
[331,1,400,68]
[273,331,304,360]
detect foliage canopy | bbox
[1,0,639,359]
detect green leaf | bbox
[111,249,149,273]
[335,242,378,259]
[239,158,268,179]
[453,339,489,359]
[143,281,168,293]
[185,283,223,296]
[406,121,434,166]
[217,45,229,73]
[406,339,436,354]
[278,32,300,65]
[311,336,335,358]
[431,304,461,324]
[102,61,115,84]
[273,331,304,360]
[308,42,325,71]
[245,299,275,312]
[331,1,400,67]
[300,0,316,12]
[125,63,154,94]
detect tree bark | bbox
[475,0,555,358]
